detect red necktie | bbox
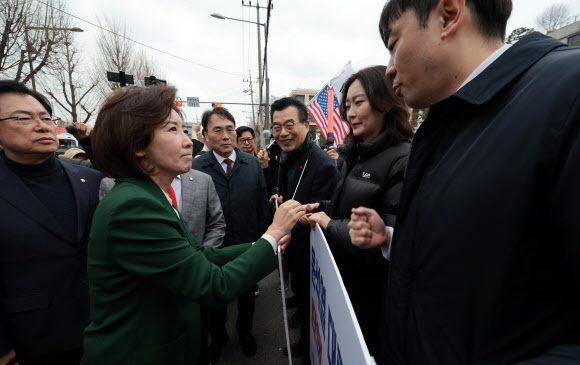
[167,186,178,209]
[224,158,233,179]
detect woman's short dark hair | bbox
[92,85,180,178]
[340,65,413,145]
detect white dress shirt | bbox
[170,175,182,212]
[212,149,236,175]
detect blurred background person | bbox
[63,147,89,161]
[81,85,303,365]
[302,65,413,362]
[236,126,257,156]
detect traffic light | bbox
[174,101,183,107]
[212,103,222,108]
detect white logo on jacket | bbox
[362,172,371,179]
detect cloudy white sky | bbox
[68,0,580,126]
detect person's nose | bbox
[279,126,289,137]
[34,118,54,132]
[347,106,356,120]
[386,58,397,80]
[183,133,193,149]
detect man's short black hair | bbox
[379,0,512,45]
[0,80,53,115]
[201,107,236,136]
[270,97,309,125]
[236,125,255,139]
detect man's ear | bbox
[438,0,465,40]
[303,120,310,129]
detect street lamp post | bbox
[24,26,84,91]
[210,13,269,142]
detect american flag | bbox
[307,85,350,146]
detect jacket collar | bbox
[452,32,565,106]
[0,155,88,246]
[197,147,249,180]
[115,176,192,240]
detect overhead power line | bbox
[34,0,253,79]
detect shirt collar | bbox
[213,149,236,164]
[458,43,512,91]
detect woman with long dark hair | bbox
[303,65,413,362]
[81,85,303,365]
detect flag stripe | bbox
[306,85,350,146]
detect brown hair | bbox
[92,85,179,178]
[340,65,413,145]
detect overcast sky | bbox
[68,0,580,126]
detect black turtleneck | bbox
[1,151,78,240]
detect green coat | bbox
[81,177,277,365]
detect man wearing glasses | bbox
[0,80,102,364]
[192,107,269,364]
[236,126,257,156]
[268,97,338,363]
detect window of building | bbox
[569,33,580,47]
[294,95,305,103]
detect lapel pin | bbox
[80,178,86,183]
[189,177,193,181]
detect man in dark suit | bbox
[0,80,101,364]
[348,1,580,364]
[191,107,269,364]
[268,97,339,363]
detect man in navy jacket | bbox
[348,1,580,364]
[191,107,269,363]
[269,97,339,362]
[0,81,101,364]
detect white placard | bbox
[309,224,374,365]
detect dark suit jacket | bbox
[81,177,277,365]
[191,148,269,247]
[0,157,101,359]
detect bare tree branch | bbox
[536,3,570,32]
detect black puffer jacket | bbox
[318,129,410,361]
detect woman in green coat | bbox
[81,85,303,365]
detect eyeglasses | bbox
[209,127,236,136]
[0,115,60,128]
[272,121,303,134]
[238,137,254,144]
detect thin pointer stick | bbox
[291,159,309,200]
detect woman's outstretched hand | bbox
[266,200,305,242]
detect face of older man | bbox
[0,93,58,164]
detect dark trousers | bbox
[515,345,580,364]
[19,347,83,365]
[290,261,310,350]
[210,285,255,341]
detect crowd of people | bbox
[1,0,580,364]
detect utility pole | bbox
[245,70,256,132]
[242,1,273,143]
